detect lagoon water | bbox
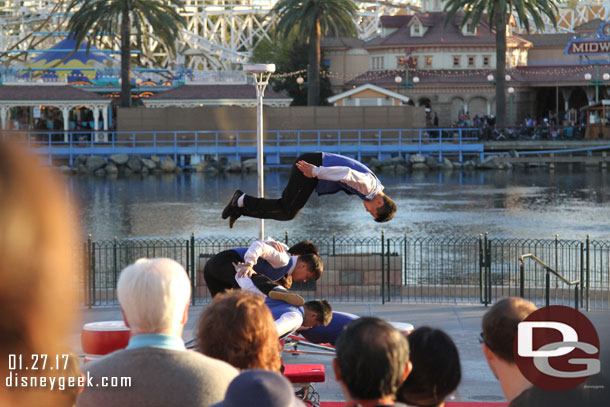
[69,167,610,241]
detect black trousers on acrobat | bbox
[241,152,323,221]
[203,249,280,297]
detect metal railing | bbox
[519,253,581,310]
[473,125,586,141]
[2,128,484,165]
[79,232,610,310]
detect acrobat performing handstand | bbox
[221,152,396,228]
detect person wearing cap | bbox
[77,258,238,407]
[212,369,305,407]
[203,237,322,306]
[222,152,396,228]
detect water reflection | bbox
[68,167,610,240]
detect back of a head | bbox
[198,290,281,371]
[335,317,410,400]
[397,327,461,407]
[212,369,305,407]
[117,257,191,334]
[482,297,537,363]
[288,240,319,256]
[298,253,323,280]
[0,142,78,406]
[376,195,396,223]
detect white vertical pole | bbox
[253,72,270,240]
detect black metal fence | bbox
[81,233,610,310]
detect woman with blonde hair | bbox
[0,142,79,407]
[197,290,282,372]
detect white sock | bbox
[237,194,245,207]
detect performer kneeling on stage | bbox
[203,238,322,306]
[222,152,396,228]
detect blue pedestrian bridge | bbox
[2,128,484,167]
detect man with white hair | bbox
[77,258,238,407]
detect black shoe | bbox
[222,189,243,220]
[229,211,241,228]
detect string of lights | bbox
[270,64,610,83]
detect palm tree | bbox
[272,0,358,106]
[66,0,186,107]
[444,0,560,128]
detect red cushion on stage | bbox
[81,321,130,355]
[283,364,325,383]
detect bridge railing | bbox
[2,128,483,164]
[474,125,587,141]
[1,128,480,148]
[79,233,610,310]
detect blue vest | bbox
[265,298,304,321]
[300,311,359,345]
[315,152,379,201]
[232,247,295,281]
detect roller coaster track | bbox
[1,1,609,72]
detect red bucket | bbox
[82,320,130,358]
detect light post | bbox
[394,71,419,102]
[486,74,512,120]
[243,63,275,240]
[584,66,610,103]
[508,86,515,126]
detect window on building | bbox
[468,56,475,67]
[425,56,433,67]
[412,56,419,68]
[372,56,384,70]
[453,56,461,67]
[483,55,490,67]
[396,56,405,68]
[413,24,420,35]
[462,22,477,36]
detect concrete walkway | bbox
[73,303,609,404]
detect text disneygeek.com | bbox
[5,354,131,391]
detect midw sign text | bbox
[567,41,610,54]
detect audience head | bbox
[0,142,78,406]
[288,240,319,256]
[212,369,305,407]
[198,290,281,372]
[117,257,191,336]
[303,299,332,327]
[334,317,411,402]
[481,297,538,404]
[482,297,537,363]
[397,327,461,407]
[293,253,323,282]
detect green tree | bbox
[66,0,186,107]
[444,0,559,128]
[251,33,333,106]
[272,0,357,106]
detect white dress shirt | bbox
[311,165,383,200]
[242,238,297,278]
